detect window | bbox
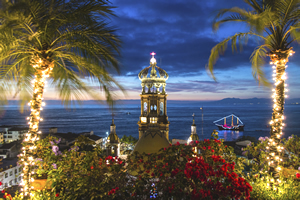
[10,171,13,176]
[5,173,8,178]
[7,136,12,138]
[154,105,157,110]
[19,176,21,181]
[141,117,147,123]
[150,105,153,110]
[160,102,164,116]
[143,102,147,113]
[111,146,115,155]
[9,180,12,185]
[19,167,22,172]
[150,117,157,124]
[15,178,17,183]
[15,169,17,174]
[4,183,7,188]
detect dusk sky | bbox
[45,0,300,101]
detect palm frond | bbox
[0,0,124,109]
[213,6,276,34]
[250,45,271,86]
[289,22,300,44]
[206,32,251,80]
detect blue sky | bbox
[44,0,300,101]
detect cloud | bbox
[100,0,300,100]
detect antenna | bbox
[200,107,204,140]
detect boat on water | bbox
[213,114,244,131]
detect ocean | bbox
[1,100,300,141]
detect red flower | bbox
[208,146,211,150]
[0,182,2,186]
[211,150,215,153]
[296,173,300,178]
[55,193,59,197]
[203,147,206,150]
[90,166,94,169]
[225,145,227,148]
[119,160,123,164]
[1,190,4,194]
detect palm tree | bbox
[0,0,123,196]
[207,0,300,183]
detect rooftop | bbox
[87,135,102,141]
[0,141,18,150]
[0,158,18,170]
[8,127,29,132]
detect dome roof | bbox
[133,126,170,154]
[189,134,199,141]
[138,53,168,90]
[138,65,168,81]
[107,132,119,144]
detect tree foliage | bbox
[0,0,124,108]
[207,0,300,85]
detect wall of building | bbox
[0,166,22,190]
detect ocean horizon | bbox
[1,99,300,142]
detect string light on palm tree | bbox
[266,49,294,186]
[208,0,300,188]
[0,0,122,197]
[19,56,53,197]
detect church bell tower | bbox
[137,52,170,140]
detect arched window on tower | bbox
[160,102,164,116]
[144,102,147,114]
[154,105,157,110]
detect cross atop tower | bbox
[150,52,156,64]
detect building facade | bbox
[0,126,28,143]
[106,119,120,157]
[0,158,22,190]
[133,53,171,154]
[137,52,170,140]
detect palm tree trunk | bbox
[20,57,53,197]
[268,50,292,184]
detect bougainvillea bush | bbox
[1,133,250,199]
[126,132,251,200]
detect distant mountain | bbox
[214,98,300,105]
[215,98,271,105]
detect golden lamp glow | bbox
[18,55,54,197]
[266,49,294,186]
